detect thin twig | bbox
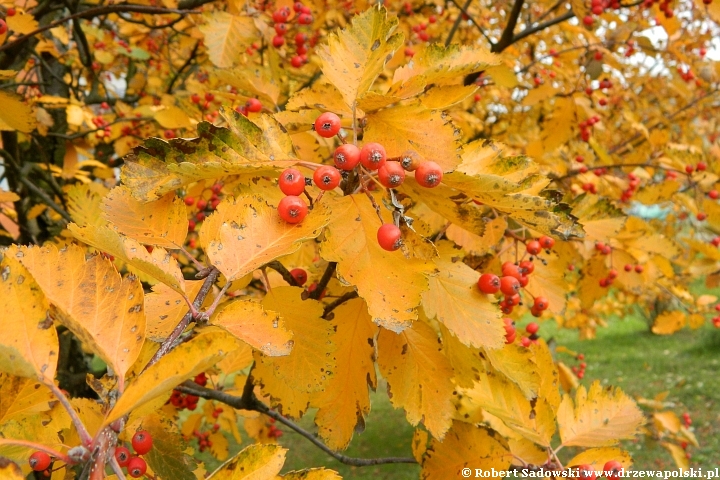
[309,262,337,300]
[142,267,220,372]
[46,382,93,446]
[322,291,359,318]
[493,0,525,52]
[445,0,473,47]
[267,261,300,287]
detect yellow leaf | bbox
[217,67,283,108]
[558,381,644,447]
[523,250,568,315]
[213,298,293,356]
[484,344,540,400]
[20,244,145,385]
[445,217,507,255]
[457,139,505,177]
[532,340,562,412]
[320,195,434,331]
[285,82,352,117]
[199,12,256,68]
[507,438,546,466]
[102,187,188,249]
[377,321,454,439]
[578,254,608,309]
[420,85,477,110]
[651,311,686,335]
[0,191,20,203]
[522,84,557,106]
[661,443,689,471]
[457,365,556,446]
[144,281,206,342]
[557,361,579,393]
[687,313,704,330]
[420,423,510,479]
[69,224,186,294]
[200,196,330,282]
[439,322,483,389]
[313,297,378,450]
[122,110,297,202]
[391,43,499,98]
[412,429,429,463]
[154,106,193,130]
[566,447,632,469]
[0,374,54,425]
[634,181,681,205]
[653,411,681,433]
[0,91,36,133]
[317,5,403,109]
[206,444,285,480]
[106,328,238,424]
[140,414,199,479]
[363,102,461,172]
[0,458,22,479]
[404,183,489,237]
[422,245,504,349]
[486,64,518,88]
[0,248,57,382]
[253,287,334,400]
[62,142,78,179]
[6,12,38,35]
[541,97,576,153]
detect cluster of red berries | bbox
[114,430,153,478]
[192,426,217,453]
[167,373,207,410]
[682,411,692,427]
[503,320,541,348]
[712,304,720,328]
[477,236,555,316]
[581,0,621,26]
[277,112,444,253]
[91,115,113,139]
[190,91,217,112]
[186,183,223,232]
[266,418,283,439]
[572,460,624,479]
[571,353,587,379]
[578,115,601,142]
[619,172,641,202]
[270,3,314,68]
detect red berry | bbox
[246,98,262,113]
[686,165,694,174]
[132,430,153,455]
[634,264,643,273]
[697,212,707,221]
[293,2,305,12]
[115,446,131,467]
[607,269,618,280]
[533,297,549,311]
[378,162,406,188]
[314,112,342,138]
[164,129,175,139]
[377,224,402,251]
[196,198,208,210]
[278,196,308,224]
[477,273,500,294]
[499,276,520,296]
[211,183,223,194]
[274,23,288,35]
[7,7,16,16]
[290,268,308,286]
[300,5,311,14]
[128,457,147,478]
[298,13,313,24]
[313,165,341,190]
[359,142,387,170]
[29,452,51,471]
[519,260,534,275]
[295,33,308,45]
[526,240,541,255]
[194,372,207,386]
[583,15,594,25]
[526,322,540,334]
[521,337,531,347]
[272,8,290,23]
[502,262,522,280]
[205,92,214,102]
[603,460,623,478]
[414,161,443,188]
[0,19,7,36]
[291,55,304,68]
[272,35,285,48]
[333,144,361,170]
[278,168,306,196]
[184,196,195,206]
[709,190,719,199]
[539,236,555,249]
[697,162,707,171]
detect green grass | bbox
[201,317,720,476]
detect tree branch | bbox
[493,0,525,52]
[142,267,220,373]
[176,381,418,467]
[510,10,573,47]
[166,41,200,94]
[0,4,203,54]
[445,0,473,47]
[309,262,337,300]
[266,261,300,287]
[448,0,494,47]
[322,291,359,319]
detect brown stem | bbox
[142,267,220,373]
[493,0,525,53]
[310,262,337,300]
[322,291,359,319]
[266,261,300,287]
